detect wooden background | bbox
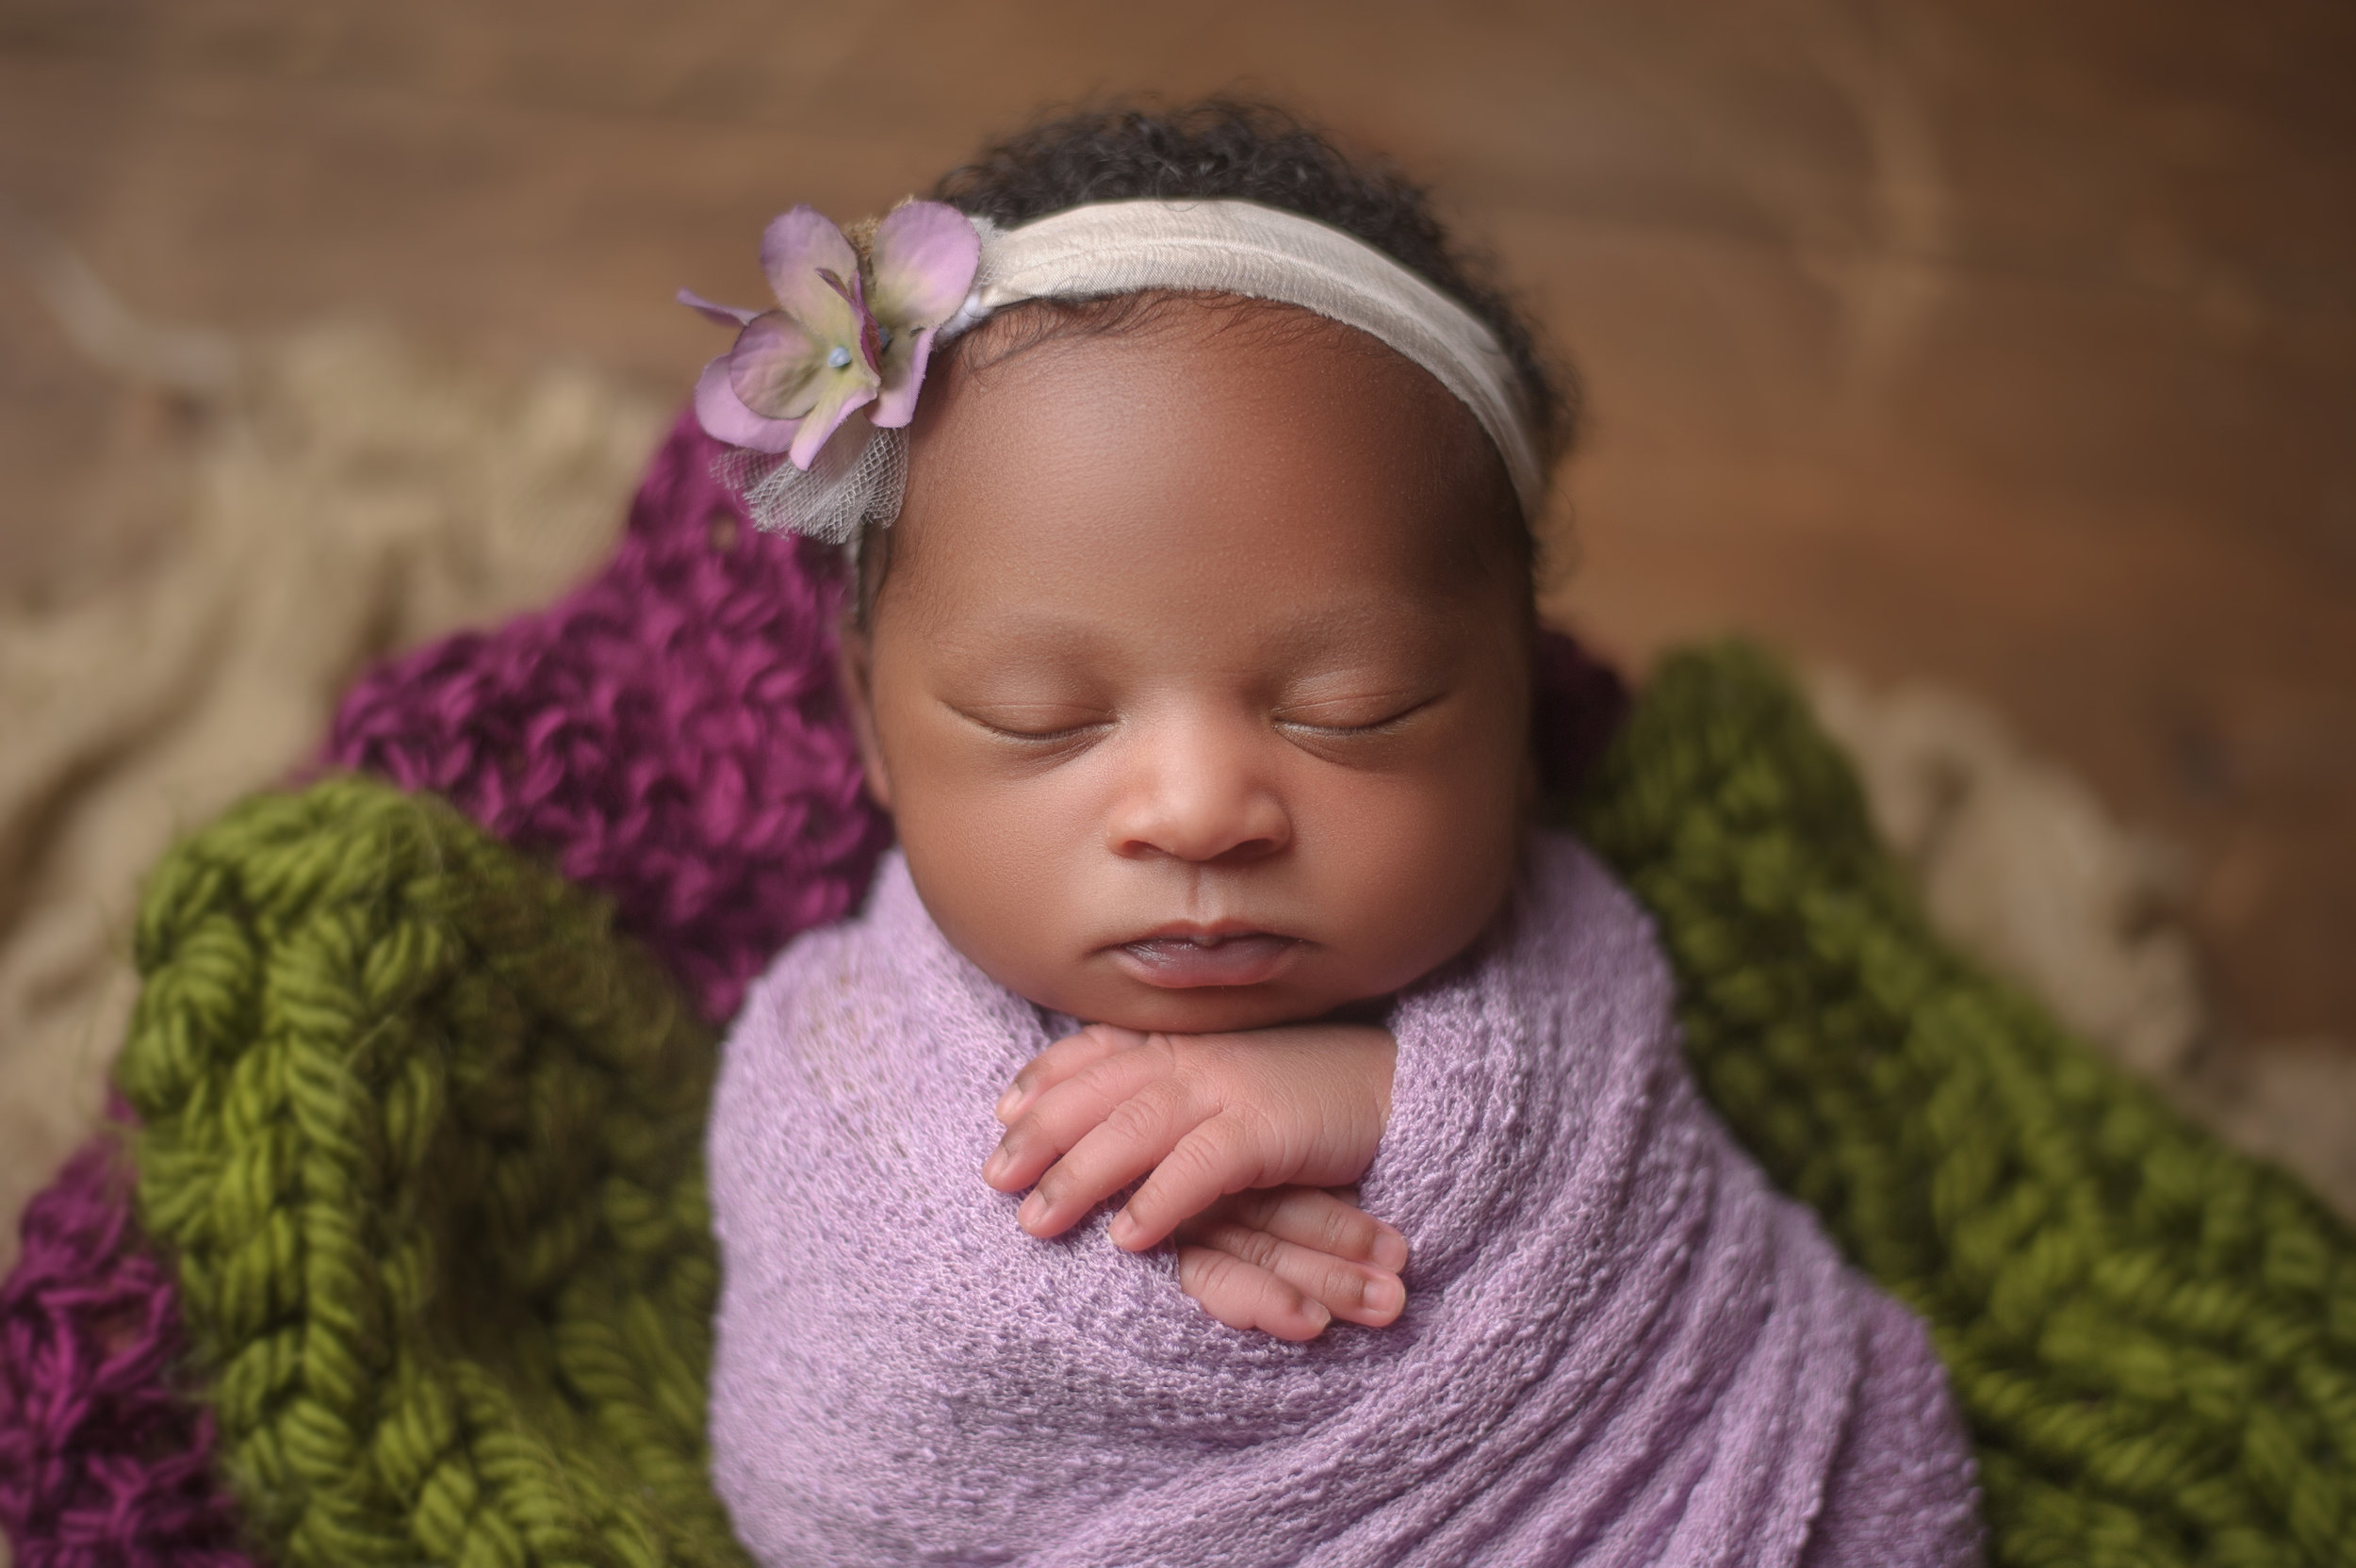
[2,0,2350,1050]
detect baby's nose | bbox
[1104,727,1291,865]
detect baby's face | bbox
[844,299,1533,1034]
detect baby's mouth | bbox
[1113,929,1301,988]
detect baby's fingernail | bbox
[1364,1276,1404,1316]
[1303,1301,1332,1331]
[993,1086,1023,1122]
[1371,1228,1409,1272]
[1018,1192,1048,1231]
[982,1147,1008,1184]
[1108,1210,1138,1248]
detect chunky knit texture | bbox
[1565,645,2356,1568]
[0,1136,249,1568]
[322,410,892,1026]
[708,841,1981,1566]
[113,776,752,1568]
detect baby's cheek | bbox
[892,780,1093,990]
[1311,771,1522,988]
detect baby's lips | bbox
[1113,931,1301,988]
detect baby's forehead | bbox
[931,292,1497,464]
[881,294,1525,615]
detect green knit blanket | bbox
[119,781,751,1568]
[118,644,2356,1568]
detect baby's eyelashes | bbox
[1268,690,1440,735]
[948,700,1116,746]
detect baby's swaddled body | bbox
[707,833,1982,1567]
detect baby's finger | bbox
[1221,1187,1409,1274]
[1012,1079,1202,1238]
[1182,1217,1405,1329]
[1110,1114,1268,1251]
[983,1049,1173,1196]
[1175,1245,1332,1341]
[995,1024,1148,1124]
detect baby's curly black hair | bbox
[852,97,1573,629]
[931,97,1578,472]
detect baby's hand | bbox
[983,1022,1405,1339]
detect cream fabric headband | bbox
[940,201,1546,517]
[684,197,1545,540]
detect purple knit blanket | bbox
[707,833,1982,1567]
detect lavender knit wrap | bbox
[707,835,1982,1567]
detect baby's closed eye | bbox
[951,699,1118,743]
[1268,689,1443,735]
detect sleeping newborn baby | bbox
[701,109,1982,1568]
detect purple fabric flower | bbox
[684,202,981,467]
